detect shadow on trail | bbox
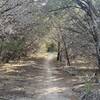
[0,54,78,100]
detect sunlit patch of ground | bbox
[31,52,48,58]
[44,87,66,94]
[71,57,97,69]
[0,60,37,73]
[31,52,57,59]
[64,58,97,72]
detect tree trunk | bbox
[57,42,61,61]
[63,45,70,66]
[89,13,100,70]
[59,49,62,62]
[95,43,100,70]
[91,24,100,70]
[64,47,70,66]
[62,36,71,66]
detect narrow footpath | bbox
[0,54,78,100]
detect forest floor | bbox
[0,53,99,100]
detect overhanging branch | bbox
[48,5,80,12]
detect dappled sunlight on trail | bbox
[0,53,78,100]
[46,53,56,60]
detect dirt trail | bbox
[0,53,78,100]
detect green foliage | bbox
[84,81,92,94]
[47,0,73,9]
[2,39,24,52]
[46,43,57,52]
[2,38,24,51]
[0,36,26,62]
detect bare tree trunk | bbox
[62,35,71,66]
[65,48,70,66]
[90,25,100,70]
[91,18,100,70]
[95,42,100,70]
[57,41,61,61]
[63,42,70,66]
[89,12,100,75]
[59,48,62,62]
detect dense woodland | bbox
[0,0,100,100]
[0,0,100,66]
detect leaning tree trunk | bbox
[75,0,100,80]
[63,41,70,66]
[93,41,100,82]
[90,23,100,70]
[91,16,100,70]
[57,41,61,61]
[89,10,100,73]
[95,41,100,70]
[62,35,70,66]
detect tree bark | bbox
[91,20,100,70]
[95,43,100,70]
[57,42,61,61]
[62,35,71,66]
[88,9,100,70]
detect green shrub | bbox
[84,81,92,94]
[0,37,26,62]
[46,43,57,52]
